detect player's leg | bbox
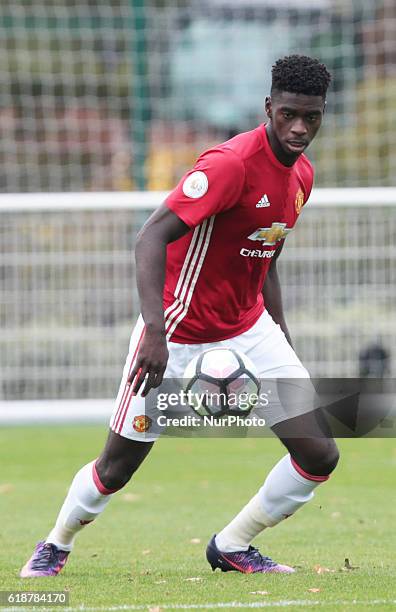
[20,433,154,578]
[20,317,195,577]
[208,410,338,574]
[253,407,339,529]
[20,317,156,578]
[208,311,338,573]
[249,411,339,527]
[44,433,155,552]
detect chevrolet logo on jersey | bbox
[247,222,291,246]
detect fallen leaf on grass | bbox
[308,588,321,593]
[122,493,141,502]
[250,591,269,595]
[142,549,151,555]
[190,538,201,544]
[342,558,359,571]
[314,565,335,574]
[184,577,202,582]
[0,484,14,494]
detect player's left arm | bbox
[261,240,293,347]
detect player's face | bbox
[265,91,325,165]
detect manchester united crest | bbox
[295,188,305,214]
[132,415,152,433]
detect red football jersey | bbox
[164,124,313,344]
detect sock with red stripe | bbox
[215,454,328,553]
[46,460,117,551]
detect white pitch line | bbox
[2,599,396,612]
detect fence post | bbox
[129,0,150,190]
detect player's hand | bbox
[127,329,169,397]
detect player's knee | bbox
[293,439,340,477]
[95,457,138,491]
[95,434,154,491]
[320,441,340,474]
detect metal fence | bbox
[1,189,395,401]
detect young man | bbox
[21,55,338,577]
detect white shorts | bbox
[110,310,316,442]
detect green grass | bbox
[1,427,395,611]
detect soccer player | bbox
[21,55,338,577]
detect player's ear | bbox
[265,96,272,119]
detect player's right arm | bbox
[129,147,245,397]
[128,205,190,396]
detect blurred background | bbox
[0,0,395,406]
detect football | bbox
[183,347,260,418]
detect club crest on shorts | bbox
[132,415,152,433]
[295,188,305,214]
[182,171,209,199]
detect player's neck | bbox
[265,123,300,168]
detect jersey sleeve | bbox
[301,158,315,204]
[305,172,314,203]
[165,147,245,228]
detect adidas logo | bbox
[256,194,270,208]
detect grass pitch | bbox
[0,426,395,611]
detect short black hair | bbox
[271,55,331,98]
